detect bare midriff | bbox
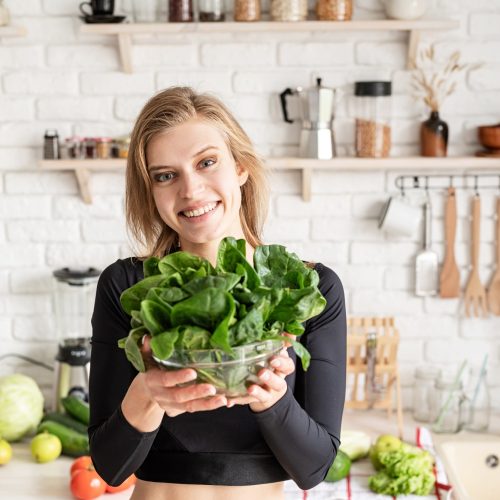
[130,479,285,500]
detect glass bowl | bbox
[152,339,284,397]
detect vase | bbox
[420,111,448,157]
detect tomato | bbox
[70,468,106,500]
[106,474,137,493]
[70,456,93,477]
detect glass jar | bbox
[65,137,84,159]
[83,138,97,159]
[316,0,352,21]
[354,81,392,158]
[463,365,490,432]
[270,0,307,21]
[199,0,225,21]
[234,0,260,21]
[412,365,441,423]
[168,0,193,22]
[432,377,464,434]
[96,137,112,159]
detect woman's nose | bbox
[179,172,204,199]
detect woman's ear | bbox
[237,164,249,186]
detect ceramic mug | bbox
[381,0,428,20]
[79,0,114,17]
[378,195,421,237]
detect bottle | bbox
[234,0,260,21]
[412,365,441,422]
[464,364,490,432]
[199,0,225,21]
[44,129,60,160]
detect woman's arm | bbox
[251,264,346,490]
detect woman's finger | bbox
[256,369,286,392]
[184,395,228,413]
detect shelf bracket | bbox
[118,33,133,73]
[74,168,92,204]
[301,168,312,202]
[407,30,421,69]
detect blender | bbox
[52,267,100,412]
[280,78,337,159]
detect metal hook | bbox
[413,176,420,189]
[474,176,479,196]
[449,175,454,188]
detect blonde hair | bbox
[125,87,269,259]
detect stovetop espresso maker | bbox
[52,267,100,411]
[280,78,337,159]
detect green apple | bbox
[30,432,62,463]
[374,434,402,454]
[0,438,12,465]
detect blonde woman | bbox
[89,87,346,500]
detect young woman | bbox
[89,87,346,500]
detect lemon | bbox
[0,439,12,465]
[30,432,62,463]
[325,450,351,482]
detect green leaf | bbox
[140,299,171,336]
[151,328,180,360]
[120,274,166,315]
[143,256,160,277]
[122,327,147,372]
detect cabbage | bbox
[340,430,371,461]
[0,374,44,442]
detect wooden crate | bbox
[346,316,403,437]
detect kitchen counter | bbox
[2,409,499,499]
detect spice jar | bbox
[316,0,352,20]
[412,365,441,423]
[168,0,193,22]
[96,137,112,159]
[65,136,84,159]
[354,81,392,158]
[234,0,260,21]
[83,138,97,159]
[199,0,225,21]
[270,0,307,21]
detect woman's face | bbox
[146,118,249,248]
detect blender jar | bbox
[354,81,392,158]
[52,267,100,410]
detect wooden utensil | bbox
[487,197,500,315]
[464,194,488,317]
[440,187,460,298]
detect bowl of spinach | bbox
[118,237,326,396]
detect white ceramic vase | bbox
[381,0,428,20]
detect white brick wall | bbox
[1,0,500,412]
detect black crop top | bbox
[88,258,346,490]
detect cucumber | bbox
[61,395,90,425]
[42,411,88,435]
[37,420,89,457]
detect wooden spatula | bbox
[440,187,460,298]
[487,197,500,315]
[464,194,488,317]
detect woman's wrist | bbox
[121,373,164,433]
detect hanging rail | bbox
[395,173,500,195]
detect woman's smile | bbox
[179,200,221,222]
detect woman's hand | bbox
[226,334,297,413]
[135,336,227,418]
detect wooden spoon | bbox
[487,197,500,315]
[440,187,460,298]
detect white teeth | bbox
[182,202,218,218]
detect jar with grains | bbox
[234,0,260,21]
[96,137,112,159]
[354,81,392,158]
[270,0,307,21]
[316,0,352,21]
[199,0,225,21]
[168,0,193,22]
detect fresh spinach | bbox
[119,237,327,378]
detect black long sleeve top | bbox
[88,257,346,490]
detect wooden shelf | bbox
[79,19,459,73]
[39,156,500,203]
[0,25,27,37]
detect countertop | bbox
[1,409,499,500]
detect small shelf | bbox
[39,156,500,203]
[0,25,27,37]
[79,19,459,73]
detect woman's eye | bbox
[200,158,216,169]
[154,172,176,183]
